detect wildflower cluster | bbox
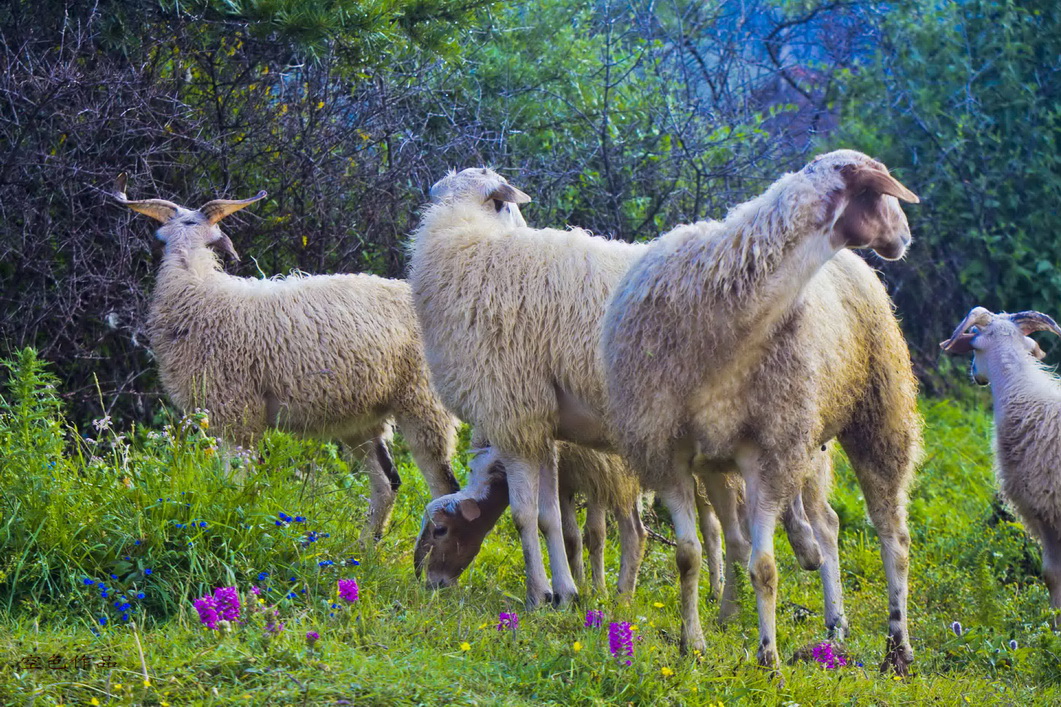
[338,578,359,603]
[584,609,604,628]
[81,572,152,627]
[193,586,241,629]
[496,612,519,631]
[608,622,634,666]
[811,642,848,670]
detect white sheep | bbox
[941,307,1061,626]
[408,167,841,610]
[111,174,459,541]
[601,150,923,673]
[414,436,646,595]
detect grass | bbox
[1,347,1060,705]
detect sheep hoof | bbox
[527,590,552,610]
[679,632,707,656]
[551,589,579,609]
[757,643,780,671]
[879,635,913,676]
[827,618,849,642]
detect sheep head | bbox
[111,173,266,261]
[413,448,510,588]
[428,167,530,229]
[805,150,919,261]
[940,307,1061,384]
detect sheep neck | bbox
[983,341,1061,413]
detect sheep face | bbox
[413,454,510,588]
[806,150,919,261]
[428,167,531,229]
[111,173,265,261]
[941,307,1059,384]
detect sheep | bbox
[407,167,840,610]
[941,307,1061,627]
[414,435,646,596]
[600,149,923,673]
[110,174,459,542]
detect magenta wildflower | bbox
[811,642,848,669]
[338,578,359,602]
[213,586,241,622]
[250,586,261,596]
[496,612,519,631]
[193,596,220,629]
[608,622,634,665]
[306,631,320,647]
[584,609,604,628]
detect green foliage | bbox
[835,0,1061,365]
[2,351,1061,703]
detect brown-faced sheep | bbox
[941,307,1061,627]
[111,175,459,542]
[414,437,646,595]
[601,150,923,673]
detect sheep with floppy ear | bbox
[942,307,1061,626]
[601,149,923,673]
[110,174,459,542]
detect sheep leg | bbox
[559,489,585,586]
[697,470,750,624]
[613,500,647,596]
[694,480,724,600]
[781,493,823,572]
[396,410,459,497]
[801,452,847,640]
[584,502,607,593]
[537,447,580,607]
[660,471,706,654]
[501,452,553,609]
[843,444,914,675]
[1040,526,1061,629]
[344,434,398,544]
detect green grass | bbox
[2,348,1060,705]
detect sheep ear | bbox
[487,184,531,204]
[940,306,994,353]
[458,498,481,522]
[111,173,181,223]
[1028,338,1047,360]
[841,163,919,203]
[199,191,267,224]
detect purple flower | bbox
[1009,639,1018,650]
[338,578,359,603]
[811,642,848,669]
[250,586,261,596]
[265,621,285,635]
[608,622,634,665]
[193,596,220,629]
[951,621,963,637]
[213,587,241,622]
[584,610,604,628]
[497,612,519,631]
[306,631,320,647]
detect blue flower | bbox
[98,617,107,626]
[199,521,207,528]
[134,540,142,546]
[122,613,130,622]
[136,592,145,599]
[274,521,283,527]
[287,592,297,599]
[289,576,297,582]
[294,516,305,523]
[257,572,269,581]
[109,574,118,580]
[144,568,153,576]
[82,578,95,586]
[101,591,109,599]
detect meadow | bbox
[1,348,1060,706]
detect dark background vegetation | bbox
[1,0,1058,423]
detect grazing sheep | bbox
[601,150,923,673]
[414,436,646,595]
[941,307,1061,626]
[111,175,459,541]
[408,167,837,609]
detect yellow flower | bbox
[660,666,674,677]
[91,700,101,706]
[280,104,288,115]
[653,602,664,608]
[113,684,123,690]
[200,417,209,429]
[161,702,170,707]
[460,642,471,652]
[317,101,325,110]
[629,624,638,631]
[478,622,489,630]
[302,235,308,248]
[204,447,215,457]
[572,641,582,652]
[143,679,151,688]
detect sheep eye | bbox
[182,218,196,225]
[493,199,504,212]
[432,526,449,538]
